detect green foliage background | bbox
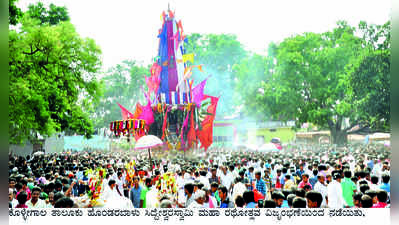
[9,1,390,146]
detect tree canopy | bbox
[26,2,70,25]
[93,60,148,129]
[9,0,23,25]
[345,21,391,132]
[9,13,102,144]
[239,21,390,145]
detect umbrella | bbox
[134,135,163,171]
[134,135,163,150]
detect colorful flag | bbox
[197,95,219,151]
[132,103,143,119]
[138,101,154,127]
[117,103,134,120]
[192,78,207,108]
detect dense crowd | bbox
[8,143,390,209]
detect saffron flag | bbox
[197,95,219,151]
[192,78,207,108]
[117,103,134,120]
[132,103,143,119]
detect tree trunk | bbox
[330,128,348,146]
[327,116,348,146]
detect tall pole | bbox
[129,135,132,157]
[148,148,152,172]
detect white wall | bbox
[9,142,33,157]
[44,133,64,153]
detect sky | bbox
[17,0,391,71]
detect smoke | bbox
[191,67,240,119]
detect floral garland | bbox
[85,168,107,207]
[124,160,136,187]
[154,172,177,201]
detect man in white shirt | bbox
[372,160,382,178]
[102,179,134,208]
[26,187,47,208]
[199,171,210,190]
[327,171,346,208]
[184,169,193,182]
[231,164,240,179]
[46,192,55,208]
[216,165,223,178]
[313,173,328,207]
[9,188,18,208]
[116,172,124,196]
[145,185,160,208]
[220,166,234,192]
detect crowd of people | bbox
[8,143,390,209]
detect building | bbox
[212,118,295,148]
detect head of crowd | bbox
[8,142,390,209]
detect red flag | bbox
[197,95,219,151]
[117,103,134,120]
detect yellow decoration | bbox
[182,53,194,63]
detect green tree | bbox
[9,0,23,25]
[26,2,70,25]
[233,43,278,120]
[9,16,102,144]
[256,21,366,145]
[93,60,148,129]
[345,21,390,132]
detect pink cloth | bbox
[372,202,388,208]
[192,79,207,107]
[16,189,31,200]
[138,102,154,126]
[298,181,312,189]
[209,197,215,208]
